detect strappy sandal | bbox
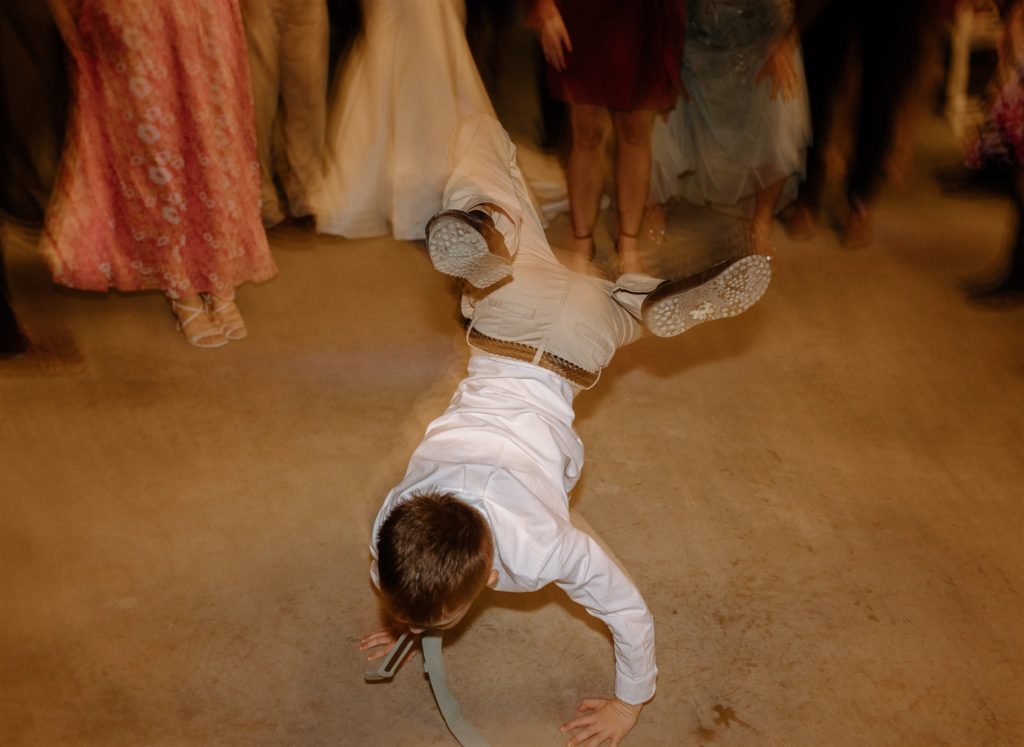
[209,294,247,340]
[170,299,228,349]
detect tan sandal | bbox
[209,294,247,340]
[170,299,228,349]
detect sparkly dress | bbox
[651,0,810,212]
[41,0,276,298]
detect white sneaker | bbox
[621,255,773,338]
[425,209,513,290]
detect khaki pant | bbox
[242,0,328,223]
[441,115,642,389]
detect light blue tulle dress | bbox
[650,0,811,214]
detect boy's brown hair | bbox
[376,489,493,626]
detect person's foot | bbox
[747,220,776,258]
[569,232,596,262]
[841,197,873,248]
[626,255,773,337]
[208,293,247,340]
[425,207,513,289]
[782,202,817,242]
[616,233,647,275]
[170,296,228,348]
[289,214,317,232]
[965,272,1024,308]
[262,201,287,230]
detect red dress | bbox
[541,0,684,112]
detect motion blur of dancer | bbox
[650,0,811,257]
[314,0,496,240]
[966,0,1024,305]
[43,0,277,348]
[529,0,685,273]
[786,0,930,247]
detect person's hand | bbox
[532,0,573,72]
[358,626,416,664]
[755,31,799,103]
[560,697,642,746]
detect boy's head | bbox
[376,489,495,631]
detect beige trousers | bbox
[441,115,643,389]
[242,0,328,223]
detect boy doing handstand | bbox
[360,114,771,746]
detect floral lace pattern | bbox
[41,0,277,297]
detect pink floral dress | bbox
[41,0,277,298]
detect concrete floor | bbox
[2,116,1022,746]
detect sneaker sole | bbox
[427,215,513,289]
[642,255,772,337]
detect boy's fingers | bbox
[358,631,396,650]
[565,724,600,746]
[578,698,604,710]
[562,713,596,731]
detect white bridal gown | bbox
[314,0,496,240]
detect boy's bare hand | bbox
[358,626,415,663]
[561,698,642,746]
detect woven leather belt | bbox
[467,327,598,389]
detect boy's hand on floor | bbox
[561,697,642,746]
[358,626,415,663]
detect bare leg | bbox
[751,178,786,256]
[612,109,656,274]
[567,104,610,258]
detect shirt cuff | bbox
[615,670,657,705]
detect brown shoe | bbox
[425,208,513,289]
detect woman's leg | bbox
[612,108,656,273]
[567,103,610,257]
[751,178,786,256]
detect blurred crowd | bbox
[1,0,1020,357]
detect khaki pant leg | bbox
[277,0,328,216]
[241,0,284,223]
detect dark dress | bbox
[543,0,685,112]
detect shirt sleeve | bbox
[544,527,657,704]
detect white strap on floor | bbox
[421,632,490,747]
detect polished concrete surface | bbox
[2,118,1022,746]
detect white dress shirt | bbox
[370,353,657,704]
